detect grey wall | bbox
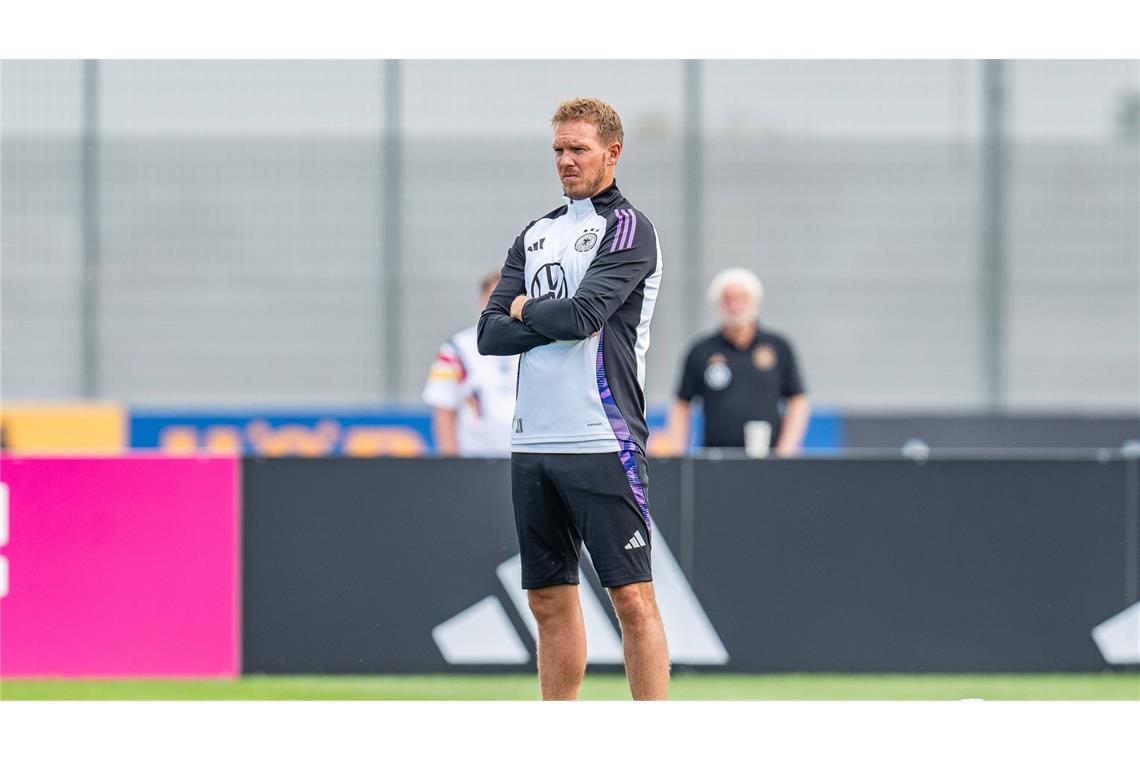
[3,60,1137,410]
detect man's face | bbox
[719,283,758,327]
[552,120,617,200]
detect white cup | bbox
[744,420,772,458]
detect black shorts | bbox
[511,451,653,589]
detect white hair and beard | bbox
[707,267,764,327]
[721,304,758,328]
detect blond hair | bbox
[551,98,624,147]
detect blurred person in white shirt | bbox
[423,272,519,457]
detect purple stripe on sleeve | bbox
[594,329,651,535]
[618,208,637,250]
[608,209,628,254]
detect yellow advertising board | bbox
[0,404,126,453]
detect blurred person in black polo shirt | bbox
[665,268,810,456]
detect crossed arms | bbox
[477,217,656,356]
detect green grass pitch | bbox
[3,673,1138,700]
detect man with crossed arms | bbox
[478,97,667,700]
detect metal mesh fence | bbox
[2,59,1137,410]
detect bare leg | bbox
[608,581,670,700]
[528,585,587,700]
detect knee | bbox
[528,587,576,625]
[609,585,659,631]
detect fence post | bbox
[683,59,704,338]
[981,59,1008,411]
[80,59,102,399]
[382,59,403,402]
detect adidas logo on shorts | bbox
[623,530,647,550]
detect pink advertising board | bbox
[0,455,239,677]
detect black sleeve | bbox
[780,338,806,397]
[521,210,656,341]
[477,231,556,356]
[676,343,703,402]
